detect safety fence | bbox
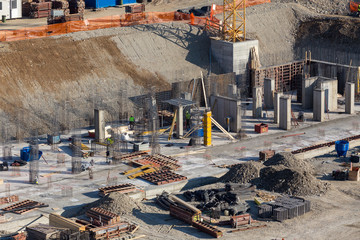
[0,0,271,42]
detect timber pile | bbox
[89,222,137,240]
[98,183,137,196]
[26,224,68,240]
[2,199,46,214]
[0,195,18,205]
[86,207,120,226]
[68,0,85,15]
[22,2,52,18]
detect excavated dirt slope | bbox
[0,22,212,136]
[0,2,359,136]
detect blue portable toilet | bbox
[20,147,43,162]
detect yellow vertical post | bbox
[203,111,212,146]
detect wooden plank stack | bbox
[68,0,85,15]
[23,2,52,18]
[26,224,68,240]
[86,207,120,226]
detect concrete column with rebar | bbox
[279,96,291,130]
[345,82,355,114]
[264,78,275,109]
[274,92,282,124]
[94,109,105,142]
[252,86,262,118]
[313,89,325,122]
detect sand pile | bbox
[81,192,142,215]
[220,161,261,184]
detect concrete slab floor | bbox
[0,100,359,232]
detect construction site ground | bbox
[0,0,360,239]
[0,107,359,239]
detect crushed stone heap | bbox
[220,161,262,184]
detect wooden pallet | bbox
[2,199,45,214]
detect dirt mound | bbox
[273,0,349,15]
[264,152,314,174]
[81,192,142,216]
[220,161,262,184]
[259,166,328,196]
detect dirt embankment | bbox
[0,23,210,137]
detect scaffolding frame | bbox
[223,0,246,42]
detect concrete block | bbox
[319,78,338,111]
[313,89,325,122]
[211,39,259,93]
[210,95,241,132]
[94,109,105,142]
[345,82,355,114]
[264,78,275,109]
[252,87,262,118]
[274,92,282,124]
[279,96,291,130]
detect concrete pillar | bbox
[264,78,275,109]
[345,82,355,114]
[302,77,317,109]
[227,84,237,99]
[274,92,282,124]
[176,105,184,138]
[252,87,262,118]
[181,92,192,101]
[279,96,291,130]
[94,109,105,142]
[313,89,325,122]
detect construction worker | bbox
[185,111,191,130]
[129,115,135,130]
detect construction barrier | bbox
[0,11,190,42]
[0,0,271,42]
[212,0,271,15]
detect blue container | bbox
[192,128,204,137]
[20,147,43,162]
[47,134,61,144]
[85,0,136,8]
[122,0,136,4]
[335,140,349,157]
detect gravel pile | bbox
[81,192,142,215]
[220,161,262,184]
[259,166,328,196]
[264,152,314,174]
[221,153,328,196]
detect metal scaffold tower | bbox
[223,0,246,42]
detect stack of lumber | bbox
[23,2,52,18]
[68,0,85,15]
[86,207,120,226]
[26,224,68,240]
[49,213,86,231]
